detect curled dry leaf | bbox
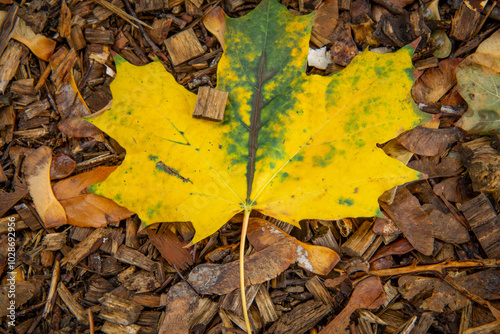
[58,116,103,138]
[433,176,468,204]
[380,187,434,255]
[408,155,464,178]
[158,282,201,334]
[50,153,76,180]
[53,166,133,228]
[23,146,67,228]
[397,126,465,156]
[412,58,463,107]
[0,11,56,61]
[247,217,340,275]
[318,276,386,334]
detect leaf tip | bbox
[113,54,127,66]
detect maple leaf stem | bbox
[240,208,252,334]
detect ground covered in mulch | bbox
[1,0,500,332]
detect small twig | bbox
[93,0,152,29]
[121,0,170,63]
[88,308,95,334]
[369,259,500,277]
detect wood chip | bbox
[164,28,204,66]
[192,86,228,122]
[461,193,500,259]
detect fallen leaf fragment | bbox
[24,146,66,228]
[59,194,134,228]
[187,236,297,295]
[398,276,468,312]
[455,63,500,134]
[0,11,56,61]
[319,276,386,333]
[88,0,429,245]
[202,7,226,49]
[58,117,103,138]
[454,269,500,301]
[412,58,462,107]
[369,237,414,262]
[53,166,133,227]
[247,217,340,275]
[380,187,434,255]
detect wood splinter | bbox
[192,86,228,122]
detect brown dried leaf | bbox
[398,276,469,312]
[50,153,76,180]
[23,146,66,228]
[369,238,414,262]
[247,217,340,275]
[0,176,28,217]
[408,156,464,178]
[58,194,134,228]
[412,58,463,106]
[53,166,117,200]
[433,176,468,203]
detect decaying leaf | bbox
[23,146,67,228]
[0,11,56,61]
[88,0,429,244]
[0,281,36,317]
[53,167,134,228]
[380,187,434,255]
